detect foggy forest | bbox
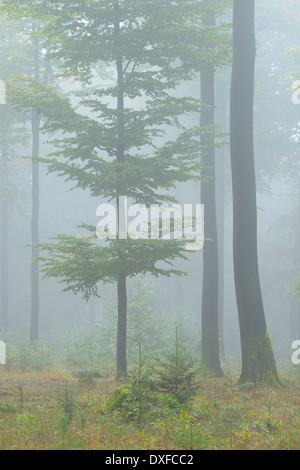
[0,0,299,453]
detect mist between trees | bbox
[0,0,299,387]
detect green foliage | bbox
[148,391,180,412]
[0,0,230,304]
[0,369,299,450]
[55,384,77,438]
[127,276,168,359]
[0,0,231,202]
[106,345,153,422]
[0,17,32,209]
[264,391,277,430]
[128,344,153,423]
[105,385,180,423]
[169,409,210,450]
[105,384,132,412]
[100,275,170,363]
[15,411,48,443]
[64,331,102,371]
[0,0,231,380]
[105,343,183,423]
[154,328,199,403]
[62,275,169,374]
[77,374,96,390]
[7,340,54,372]
[36,231,189,302]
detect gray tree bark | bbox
[0,116,8,334]
[200,11,223,378]
[31,25,41,343]
[230,0,280,385]
[114,3,128,379]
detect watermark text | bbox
[96,197,204,251]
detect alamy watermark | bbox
[0,80,6,105]
[292,340,300,365]
[0,340,6,365]
[291,80,300,105]
[96,196,204,251]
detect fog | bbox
[0,0,299,388]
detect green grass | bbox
[0,366,299,450]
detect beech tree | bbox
[0,18,51,341]
[0,19,30,334]
[2,0,227,378]
[31,24,41,343]
[230,0,280,385]
[199,1,231,377]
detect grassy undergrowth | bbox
[0,366,299,450]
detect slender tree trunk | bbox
[31,112,40,342]
[0,117,8,334]
[200,12,223,377]
[230,0,280,385]
[114,3,128,379]
[31,25,41,343]
[290,183,300,340]
[89,296,96,334]
[216,79,227,359]
[175,188,183,324]
[117,272,127,378]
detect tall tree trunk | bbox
[114,2,128,379]
[116,272,127,378]
[216,79,227,359]
[290,183,300,340]
[230,0,280,385]
[0,115,8,334]
[200,11,223,377]
[31,25,41,343]
[89,296,96,334]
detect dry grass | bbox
[0,366,299,450]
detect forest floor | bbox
[0,366,299,450]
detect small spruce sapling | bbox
[154,328,199,404]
